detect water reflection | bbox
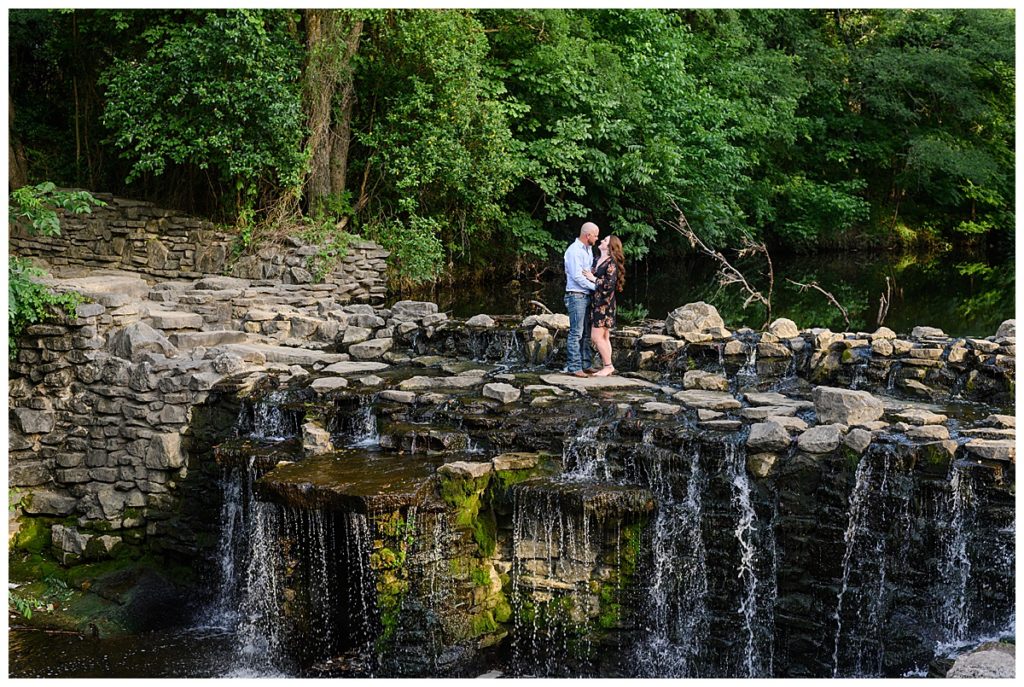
[408,251,1013,338]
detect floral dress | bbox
[590,258,618,329]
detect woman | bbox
[582,234,625,377]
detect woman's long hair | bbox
[608,235,626,292]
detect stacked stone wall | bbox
[9,191,388,303]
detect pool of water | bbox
[406,250,1014,338]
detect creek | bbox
[9,314,1015,678]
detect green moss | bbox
[439,472,495,557]
[471,566,491,587]
[470,609,498,636]
[841,349,855,363]
[11,517,53,554]
[493,597,512,624]
[9,552,64,583]
[471,510,497,557]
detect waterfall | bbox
[510,486,596,676]
[727,442,775,677]
[736,343,758,387]
[632,443,710,677]
[345,395,380,448]
[247,390,301,441]
[939,465,975,645]
[561,423,611,482]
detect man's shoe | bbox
[584,366,603,374]
[572,370,589,378]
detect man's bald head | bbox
[580,222,600,245]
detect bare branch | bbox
[529,299,553,315]
[786,278,851,330]
[670,204,772,328]
[877,275,892,327]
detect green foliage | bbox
[299,217,356,282]
[101,10,307,217]
[365,216,446,286]
[617,304,649,325]
[8,184,101,355]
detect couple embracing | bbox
[562,222,626,378]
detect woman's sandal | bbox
[592,364,615,377]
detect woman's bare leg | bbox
[592,327,615,375]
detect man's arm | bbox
[573,245,596,291]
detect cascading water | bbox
[736,343,758,386]
[561,422,611,482]
[632,443,710,677]
[245,390,302,441]
[344,395,380,448]
[726,442,775,677]
[939,464,975,646]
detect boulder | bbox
[905,424,950,441]
[391,301,438,319]
[348,338,394,360]
[522,313,570,331]
[683,369,729,392]
[747,421,791,452]
[871,326,897,340]
[342,326,373,345]
[892,408,947,425]
[843,428,873,454]
[812,386,884,425]
[767,318,800,339]
[379,390,416,404]
[310,376,349,393]
[964,439,1015,463]
[465,314,497,328]
[23,490,78,516]
[51,524,91,565]
[946,642,1015,678]
[911,325,946,339]
[302,422,333,456]
[797,424,844,453]
[108,321,178,362]
[483,382,521,404]
[492,453,539,471]
[747,453,778,479]
[144,432,184,469]
[995,319,1015,339]
[768,415,809,433]
[665,302,725,337]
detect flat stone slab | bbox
[640,401,683,415]
[483,382,521,404]
[738,405,798,420]
[223,343,349,365]
[147,310,205,330]
[321,360,390,375]
[309,377,350,393]
[964,439,1015,463]
[52,273,151,299]
[492,453,541,472]
[743,392,814,409]
[170,330,250,348]
[438,461,493,479]
[539,374,659,393]
[892,408,948,425]
[672,389,741,411]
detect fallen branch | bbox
[529,299,553,315]
[787,278,851,330]
[877,275,892,327]
[670,205,772,328]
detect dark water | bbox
[408,251,1014,338]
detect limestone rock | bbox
[356,375,384,387]
[739,405,798,420]
[483,382,521,404]
[871,326,897,340]
[465,314,496,328]
[747,452,778,479]
[911,325,946,339]
[892,408,947,425]
[24,490,78,516]
[981,414,1015,429]
[812,386,883,425]
[12,408,55,434]
[379,390,416,404]
[348,338,394,360]
[964,439,1015,463]
[342,326,373,345]
[697,408,723,421]
[399,376,437,391]
[905,424,950,441]
[665,302,725,337]
[767,415,809,433]
[438,461,492,479]
[995,319,1015,339]
[302,422,333,456]
[522,313,570,331]
[322,360,389,375]
[946,642,1015,678]
[194,276,249,290]
[768,318,800,338]
[673,389,741,411]
[145,432,184,469]
[108,321,177,362]
[639,334,672,346]
[683,369,729,391]
[310,376,349,393]
[51,524,90,565]
[747,421,791,452]
[391,300,438,319]
[757,342,791,358]
[212,352,245,375]
[744,392,813,410]
[843,428,872,454]
[640,401,682,415]
[797,424,844,453]
[492,453,539,471]
[723,339,746,356]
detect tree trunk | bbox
[8,99,28,188]
[328,19,363,202]
[302,10,362,215]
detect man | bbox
[563,221,599,376]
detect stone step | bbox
[146,310,205,331]
[169,330,250,348]
[221,342,349,366]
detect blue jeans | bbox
[564,292,592,372]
